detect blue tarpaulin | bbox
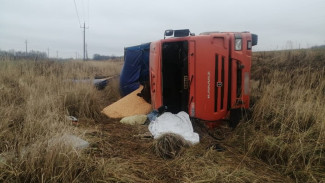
[120,43,150,96]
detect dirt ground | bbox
[81,117,293,183]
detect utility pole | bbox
[56,51,58,59]
[86,43,88,60]
[81,22,88,61]
[25,40,28,54]
[47,48,50,58]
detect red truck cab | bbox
[149,29,257,128]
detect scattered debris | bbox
[69,75,119,90]
[0,134,89,167]
[147,111,159,122]
[147,105,167,122]
[208,143,225,152]
[94,75,114,79]
[0,154,7,167]
[102,85,152,118]
[149,111,200,144]
[93,78,109,90]
[152,133,190,159]
[133,132,153,139]
[120,114,147,125]
[49,134,89,150]
[65,115,78,125]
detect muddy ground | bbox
[80,117,293,183]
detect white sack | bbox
[148,111,199,144]
[120,114,147,125]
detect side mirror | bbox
[164,30,174,39]
[252,34,258,46]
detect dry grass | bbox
[152,133,190,159]
[0,59,122,182]
[89,120,290,183]
[229,48,325,182]
[0,49,324,182]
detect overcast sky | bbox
[1,0,324,58]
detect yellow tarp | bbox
[102,85,152,118]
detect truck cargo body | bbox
[150,32,254,126]
[120,43,150,96]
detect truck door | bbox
[212,35,230,119]
[229,33,252,110]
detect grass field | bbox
[0,49,324,182]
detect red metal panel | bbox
[230,33,252,109]
[194,33,230,121]
[222,56,229,112]
[230,59,237,108]
[188,41,196,117]
[149,41,162,109]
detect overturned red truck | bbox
[120,29,258,128]
[149,30,257,128]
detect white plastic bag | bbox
[148,111,199,144]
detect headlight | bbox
[244,72,250,95]
[190,102,195,117]
[247,40,252,50]
[235,38,242,51]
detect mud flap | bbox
[229,108,252,128]
[229,108,242,128]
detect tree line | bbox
[0,50,47,60]
[92,54,122,61]
[0,49,123,61]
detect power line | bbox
[81,0,86,23]
[73,0,90,61]
[73,0,81,26]
[82,0,86,21]
[87,0,90,26]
